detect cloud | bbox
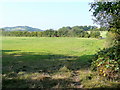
[0,0,94,3]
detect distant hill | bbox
[2,26,43,32]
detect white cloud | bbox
[0,0,94,3]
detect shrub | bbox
[90,31,101,38]
[91,45,120,79]
[105,32,116,48]
[84,32,90,38]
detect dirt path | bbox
[70,71,84,88]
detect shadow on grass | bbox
[2,50,94,88]
[2,50,20,53]
[2,76,78,88]
[2,50,93,73]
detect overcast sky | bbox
[0,0,97,30]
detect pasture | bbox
[2,37,119,88]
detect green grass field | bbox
[2,37,120,88]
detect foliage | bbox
[90,1,120,30]
[90,31,101,38]
[90,1,120,79]
[1,25,104,38]
[2,26,102,38]
[91,45,120,79]
[90,1,120,46]
[99,27,107,31]
[105,31,116,48]
[57,27,71,37]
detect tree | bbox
[90,1,120,28]
[84,32,90,38]
[90,0,120,79]
[90,31,101,38]
[57,27,71,37]
[90,0,120,46]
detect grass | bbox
[2,37,120,88]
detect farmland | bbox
[2,37,120,88]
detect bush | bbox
[90,31,101,38]
[91,45,120,79]
[105,32,116,48]
[84,32,90,38]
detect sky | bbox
[0,0,97,30]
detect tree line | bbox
[1,25,105,38]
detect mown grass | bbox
[2,37,120,88]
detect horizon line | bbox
[1,25,99,30]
